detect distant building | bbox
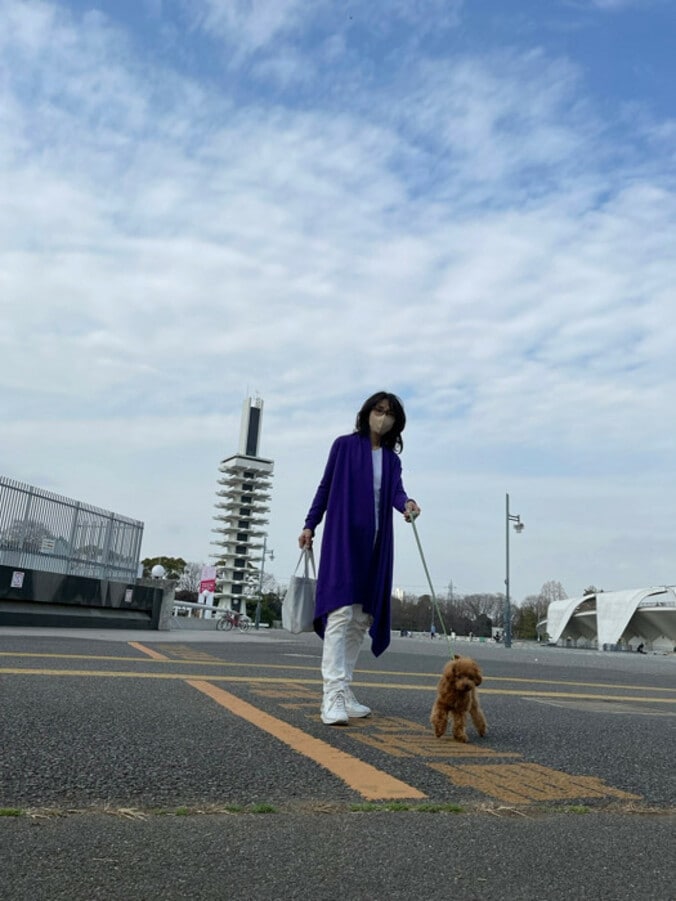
[540,586,676,652]
[211,396,274,614]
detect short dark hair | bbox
[354,391,406,453]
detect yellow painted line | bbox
[1,667,675,704]
[350,732,521,760]
[480,688,676,703]
[0,651,673,695]
[0,650,298,667]
[186,679,425,801]
[0,668,293,681]
[528,698,676,717]
[128,642,170,661]
[474,687,676,705]
[147,644,226,663]
[429,762,641,804]
[486,675,676,693]
[355,669,676,694]
[0,651,170,663]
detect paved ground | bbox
[1,626,674,899]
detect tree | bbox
[75,544,102,561]
[141,556,187,579]
[255,588,283,627]
[1,518,55,552]
[455,593,502,636]
[513,581,568,640]
[513,595,543,640]
[540,581,568,605]
[391,592,434,632]
[391,592,418,632]
[177,562,204,594]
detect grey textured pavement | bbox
[1,626,674,899]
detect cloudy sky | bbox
[2,0,674,604]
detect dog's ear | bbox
[453,654,461,660]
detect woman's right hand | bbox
[298,528,313,549]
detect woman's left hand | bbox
[404,500,421,521]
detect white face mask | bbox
[369,410,395,436]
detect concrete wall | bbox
[0,564,164,629]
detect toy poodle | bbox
[430,654,487,742]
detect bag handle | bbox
[295,547,316,579]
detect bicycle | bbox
[216,609,251,633]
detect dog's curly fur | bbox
[430,655,487,742]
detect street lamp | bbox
[254,534,275,631]
[504,493,524,649]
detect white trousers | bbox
[321,604,372,698]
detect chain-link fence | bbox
[0,475,143,581]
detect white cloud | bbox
[585,1,652,9]
[1,0,674,600]
[188,0,326,55]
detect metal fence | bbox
[0,475,144,581]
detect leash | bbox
[408,512,454,658]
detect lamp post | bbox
[504,493,524,648]
[254,534,274,631]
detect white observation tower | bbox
[211,396,274,614]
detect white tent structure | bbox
[543,586,676,651]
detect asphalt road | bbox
[1,627,674,900]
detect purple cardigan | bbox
[304,432,410,657]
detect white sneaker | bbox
[344,688,371,718]
[321,691,349,725]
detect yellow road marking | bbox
[0,650,673,695]
[147,644,226,663]
[1,668,674,704]
[350,732,521,759]
[186,679,426,802]
[0,651,168,663]
[529,698,676,716]
[429,762,641,804]
[0,654,654,804]
[128,642,169,661]
[351,732,520,759]
[332,714,641,804]
[477,688,676,702]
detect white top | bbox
[372,448,383,531]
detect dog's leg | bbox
[451,710,468,743]
[430,701,449,738]
[469,693,487,737]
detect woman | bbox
[298,391,421,725]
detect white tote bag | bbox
[282,549,317,634]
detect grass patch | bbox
[350,801,464,814]
[250,803,276,814]
[564,805,591,815]
[416,802,464,814]
[0,808,23,817]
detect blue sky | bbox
[1,0,675,603]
